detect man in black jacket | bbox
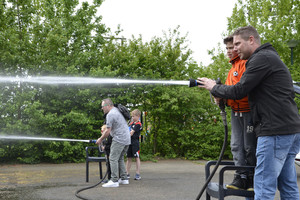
[198,26,300,200]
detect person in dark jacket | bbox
[101,124,112,182]
[100,113,112,182]
[198,26,300,200]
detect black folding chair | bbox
[205,160,255,200]
[85,146,106,182]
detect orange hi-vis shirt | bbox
[225,56,250,113]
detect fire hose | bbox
[190,78,228,200]
[75,145,109,200]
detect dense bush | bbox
[0,0,299,164]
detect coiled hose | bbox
[75,170,108,200]
[75,146,108,200]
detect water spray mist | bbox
[0,135,97,143]
[0,76,191,86]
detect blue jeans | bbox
[255,133,300,200]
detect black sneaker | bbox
[226,174,247,190]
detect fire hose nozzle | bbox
[89,139,97,143]
[189,79,203,87]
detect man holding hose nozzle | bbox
[198,26,300,200]
[96,98,131,188]
[222,35,256,194]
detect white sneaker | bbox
[118,179,129,185]
[102,180,119,188]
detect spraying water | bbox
[0,135,95,143]
[0,76,192,86]
[0,77,199,144]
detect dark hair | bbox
[223,35,233,44]
[233,26,261,45]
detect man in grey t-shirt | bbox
[96,98,130,187]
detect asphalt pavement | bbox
[0,159,300,200]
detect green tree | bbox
[226,0,300,80]
[98,27,231,159]
[0,0,108,163]
[4,0,299,164]
[200,0,300,161]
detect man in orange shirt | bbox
[223,35,256,192]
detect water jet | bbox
[0,135,96,143]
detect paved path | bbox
[0,159,300,200]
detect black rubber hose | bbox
[75,170,108,200]
[195,122,228,200]
[76,145,108,200]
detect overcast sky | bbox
[93,0,238,66]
